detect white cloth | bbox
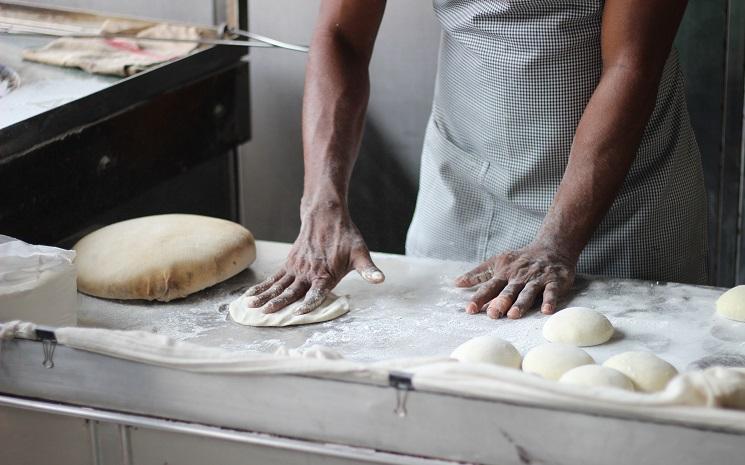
[52,326,446,383]
[0,320,37,358]
[411,362,745,430]
[0,236,77,326]
[3,322,745,431]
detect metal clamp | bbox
[388,371,414,418]
[36,328,57,369]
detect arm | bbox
[245,0,387,314]
[537,0,689,260]
[456,0,689,319]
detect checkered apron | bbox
[405,0,708,284]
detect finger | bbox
[465,278,507,314]
[507,283,541,319]
[541,282,561,314]
[245,270,285,297]
[263,280,311,314]
[246,274,293,308]
[486,282,525,319]
[295,279,332,315]
[455,263,492,288]
[353,250,385,284]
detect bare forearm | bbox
[301,1,385,211]
[536,67,660,259]
[536,0,687,261]
[246,2,387,314]
[302,35,370,207]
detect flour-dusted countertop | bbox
[79,241,743,369]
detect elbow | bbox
[312,26,374,66]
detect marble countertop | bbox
[79,241,744,370]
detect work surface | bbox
[79,241,742,369]
[0,34,117,130]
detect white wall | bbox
[240,1,441,250]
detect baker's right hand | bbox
[244,203,384,315]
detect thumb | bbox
[353,249,385,284]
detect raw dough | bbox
[716,285,745,322]
[542,307,614,347]
[229,292,350,327]
[522,343,595,380]
[451,334,522,369]
[559,365,635,391]
[603,351,678,393]
[74,214,255,301]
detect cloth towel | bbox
[23,19,203,77]
[2,321,745,431]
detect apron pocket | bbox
[406,117,492,262]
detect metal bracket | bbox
[388,371,414,418]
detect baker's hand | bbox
[454,243,576,319]
[244,204,384,314]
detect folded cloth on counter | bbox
[3,322,745,430]
[409,362,745,429]
[51,325,447,382]
[0,236,77,327]
[22,19,203,76]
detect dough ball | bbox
[716,285,745,322]
[522,343,595,380]
[74,214,255,301]
[451,334,522,369]
[559,365,634,391]
[602,351,678,392]
[542,307,614,347]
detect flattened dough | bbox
[229,292,350,327]
[716,285,745,322]
[542,307,614,347]
[522,343,595,380]
[74,214,255,302]
[450,334,522,369]
[603,351,678,392]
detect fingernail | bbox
[465,303,477,314]
[507,307,521,319]
[363,269,384,282]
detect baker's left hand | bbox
[454,243,576,319]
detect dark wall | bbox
[677,1,745,286]
[676,1,727,283]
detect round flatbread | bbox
[74,214,255,301]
